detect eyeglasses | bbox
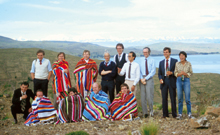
[128,56,132,57]
[116,48,122,50]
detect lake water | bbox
[103,54,220,74]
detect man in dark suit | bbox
[11,82,35,124]
[158,47,178,118]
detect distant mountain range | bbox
[0,35,219,58]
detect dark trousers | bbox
[115,75,125,94]
[34,78,49,97]
[101,80,115,103]
[11,105,29,120]
[161,78,177,117]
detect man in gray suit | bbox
[139,47,156,118]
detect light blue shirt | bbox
[30,58,52,73]
[139,56,156,80]
[104,60,112,66]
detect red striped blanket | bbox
[73,58,98,98]
[109,91,138,121]
[52,60,71,94]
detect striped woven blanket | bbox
[82,90,110,121]
[52,60,71,95]
[56,94,85,123]
[24,96,57,126]
[73,58,98,98]
[109,91,138,121]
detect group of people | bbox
[11,43,193,126]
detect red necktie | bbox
[40,60,42,65]
[105,62,108,66]
[166,59,168,70]
[145,59,149,75]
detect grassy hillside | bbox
[0,48,220,106]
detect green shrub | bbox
[66,131,89,135]
[140,120,159,135]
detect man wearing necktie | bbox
[30,49,52,96]
[139,47,156,118]
[113,43,128,94]
[119,51,140,97]
[99,52,117,103]
[11,82,35,124]
[158,47,178,118]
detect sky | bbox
[0,0,220,43]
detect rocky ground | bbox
[1,96,220,135]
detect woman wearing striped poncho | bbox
[52,52,72,109]
[109,83,138,121]
[56,87,85,123]
[24,90,57,126]
[82,83,111,121]
[73,50,98,99]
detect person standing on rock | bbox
[73,50,98,99]
[11,82,35,124]
[113,43,128,94]
[30,49,52,97]
[139,47,156,118]
[119,51,140,97]
[158,47,178,118]
[99,52,116,103]
[174,51,193,119]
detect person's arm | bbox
[170,59,178,76]
[119,63,126,76]
[174,63,182,77]
[12,90,21,104]
[30,60,35,80]
[139,62,144,79]
[98,62,103,75]
[145,59,156,80]
[125,53,129,62]
[187,62,193,77]
[158,62,163,80]
[47,60,52,80]
[113,55,116,64]
[109,62,117,77]
[133,64,140,86]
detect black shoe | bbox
[14,119,17,124]
[144,114,149,118]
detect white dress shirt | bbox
[119,61,140,86]
[113,52,129,63]
[85,59,89,63]
[164,57,171,76]
[20,91,26,101]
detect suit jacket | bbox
[158,58,178,89]
[12,88,35,109]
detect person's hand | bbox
[159,79,163,84]
[181,71,187,76]
[108,70,112,73]
[141,78,146,85]
[131,85,135,92]
[166,71,172,76]
[28,108,32,113]
[117,68,121,74]
[21,95,27,99]
[64,69,68,73]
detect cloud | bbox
[49,1,61,4]
[82,0,89,2]
[0,0,7,4]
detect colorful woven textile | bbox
[82,90,110,121]
[56,94,85,123]
[24,96,57,126]
[109,91,138,121]
[52,60,72,94]
[73,58,98,98]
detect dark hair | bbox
[57,52,65,59]
[120,83,129,89]
[143,47,151,54]
[36,89,43,94]
[21,81,29,87]
[129,51,136,60]
[179,51,187,58]
[68,87,78,94]
[116,43,124,49]
[163,47,171,53]
[36,49,45,55]
[83,50,90,55]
